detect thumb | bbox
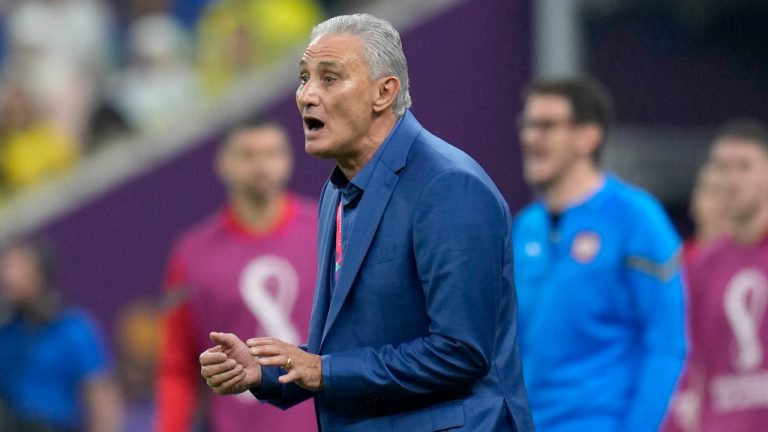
[278,369,298,385]
[210,331,237,348]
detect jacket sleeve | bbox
[252,345,315,409]
[156,252,201,432]
[620,198,687,431]
[319,170,507,407]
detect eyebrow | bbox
[318,61,342,69]
[298,59,343,71]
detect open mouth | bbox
[304,116,325,132]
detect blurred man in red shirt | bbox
[156,118,318,432]
[664,120,768,432]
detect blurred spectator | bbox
[170,0,213,30]
[85,99,133,150]
[3,0,114,142]
[512,77,685,431]
[115,299,161,432]
[196,0,322,98]
[663,120,768,432]
[0,82,78,195]
[126,0,171,18]
[0,238,123,431]
[156,118,318,432]
[108,14,200,134]
[683,164,733,265]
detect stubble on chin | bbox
[304,141,337,160]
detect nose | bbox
[296,80,319,109]
[519,127,541,150]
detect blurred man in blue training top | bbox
[0,238,122,431]
[513,77,686,431]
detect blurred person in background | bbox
[0,238,122,431]
[3,0,114,142]
[108,13,200,134]
[512,77,685,431]
[169,0,214,30]
[157,118,318,432]
[196,0,322,98]
[662,120,768,432]
[682,164,733,265]
[0,81,77,197]
[115,299,161,432]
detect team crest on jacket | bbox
[571,231,601,263]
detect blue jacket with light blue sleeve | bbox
[512,175,685,432]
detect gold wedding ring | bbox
[284,356,293,370]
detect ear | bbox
[576,123,603,158]
[372,76,400,114]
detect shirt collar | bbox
[222,195,297,238]
[330,115,405,202]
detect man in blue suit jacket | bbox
[199,13,532,431]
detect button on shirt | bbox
[328,116,404,292]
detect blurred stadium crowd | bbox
[0,0,377,203]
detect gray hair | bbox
[310,14,412,117]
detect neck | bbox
[337,114,398,179]
[733,205,768,245]
[694,229,717,245]
[542,162,604,212]
[18,289,60,324]
[694,222,728,245]
[229,192,287,233]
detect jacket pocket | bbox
[390,401,465,431]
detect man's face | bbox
[518,94,581,189]
[0,247,44,307]
[709,137,768,222]
[690,166,730,238]
[296,33,378,159]
[218,126,293,201]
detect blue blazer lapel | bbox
[320,166,399,347]
[318,111,423,349]
[308,184,339,353]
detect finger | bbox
[278,369,299,385]
[210,332,240,348]
[207,364,244,387]
[249,345,284,357]
[201,345,223,354]
[211,372,245,395]
[246,337,280,347]
[199,351,228,366]
[219,371,245,392]
[258,355,290,368]
[201,359,237,379]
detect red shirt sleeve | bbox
[156,252,201,432]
